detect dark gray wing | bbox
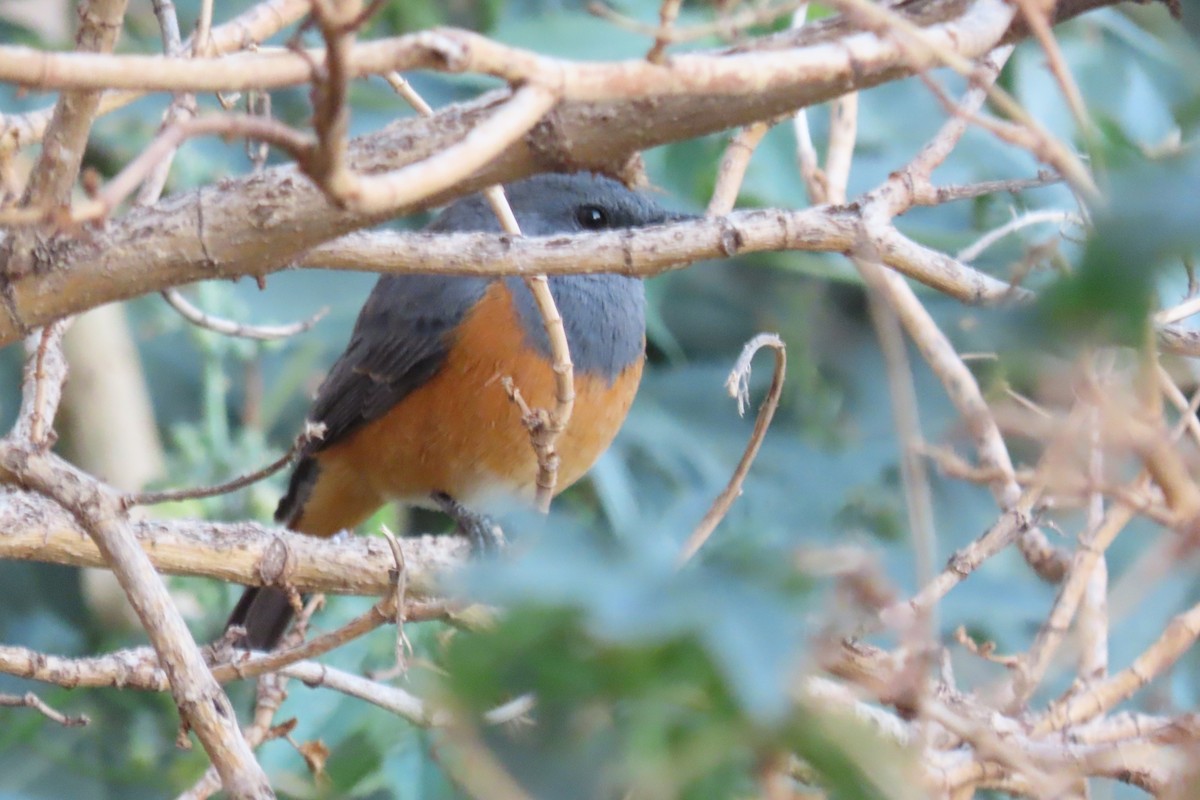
[305,273,489,453]
[276,274,487,524]
[303,191,509,451]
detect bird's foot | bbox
[431,492,506,554]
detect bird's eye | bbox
[575,204,609,230]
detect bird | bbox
[226,172,689,649]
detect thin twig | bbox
[1035,599,1200,735]
[867,289,938,614]
[1011,0,1092,134]
[15,321,71,448]
[823,58,940,634]
[192,0,215,56]
[387,65,573,508]
[790,4,827,204]
[383,72,434,115]
[646,0,683,63]
[1076,355,1109,685]
[382,70,578,508]
[217,599,453,688]
[482,186,575,511]
[124,425,323,507]
[707,121,771,216]
[1155,294,1200,327]
[881,486,1043,629]
[161,288,328,341]
[957,209,1083,263]
[0,691,90,727]
[368,525,414,681]
[824,92,858,202]
[679,333,786,563]
[1003,488,1135,709]
[915,172,1062,206]
[589,0,806,46]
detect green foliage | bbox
[1037,141,1200,348]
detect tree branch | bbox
[0,205,1027,347]
[0,0,313,154]
[0,487,465,596]
[0,0,1125,344]
[0,446,274,798]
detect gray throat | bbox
[506,275,646,383]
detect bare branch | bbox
[0,0,1022,95]
[0,203,1028,348]
[958,209,1083,263]
[707,121,772,216]
[126,440,300,507]
[12,321,70,447]
[160,288,329,341]
[1035,599,1200,735]
[0,691,90,727]
[480,185,575,511]
[0,0,1125,343]
[679,333,787,563]
[0,446,273,797]
[0,0,313,154]
[0,487,465,596]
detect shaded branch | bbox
[0,690,90,727]
[679,333,787,563]
[0,443,273,797]
[0,205,1026,347]
[0,0,1124,343]
[0,0,313,153]
[0,487,465,596]
[0,0,1015,95]
[160,288,328,341]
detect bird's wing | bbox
[303,273,490,454]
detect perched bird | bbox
[227,172,688,648]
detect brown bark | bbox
[0,0,1141,348]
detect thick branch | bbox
[0,0,313,153]
[0,0,1012,94]
[16,0,127,207]
[0,0,1126,344]
[0,448,273,798]
[0,487,465,595]
[0,207,1022,347]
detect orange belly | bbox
[292,281,644,537]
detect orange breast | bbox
[291,281,644,537]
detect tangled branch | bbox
[1,0,1195,796]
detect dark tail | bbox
[225,456,322,649]
[226,586,296,650]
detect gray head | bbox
[427,172,689,235]
[429,173,691,384]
